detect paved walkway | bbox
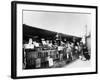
[63,59,91,68]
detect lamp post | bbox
[85,25,87,45]
[81,25,87,45]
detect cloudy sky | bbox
[23,10,91,37]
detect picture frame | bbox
[11,1,98,79]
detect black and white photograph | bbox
[23,10,91,69]
[11,1,97,79]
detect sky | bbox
[23,10,91,37]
